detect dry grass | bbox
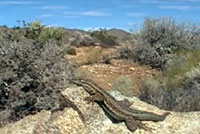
[66,46,116,65]
[84,47,103,64]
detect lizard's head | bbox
[69,78,84,86]
[164,112,171,116]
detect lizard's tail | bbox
[158,112,171,121]
[133,112,170,122]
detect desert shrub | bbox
[118,43,135,59]
[112,76,134,97]
[64,47,77,55]
[69,32,95,47]
[39,27,66,45]
[185,63,200,79]
[1,21,68,45]
[90,29,119,46]
[9,29,27,41]
[125,17,200,69]
[138,76,200,112]
[0,40,74,126]
[25,20,67,45]
[83,47,103,64]
[138,49,200,112]
[101,54,117,64]
[163,49,200,88]
[0,26,26,41]
[25,20,44,39]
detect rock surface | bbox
[0,87,200,134]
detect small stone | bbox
[130,67,135,71]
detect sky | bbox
[0,0,200,31]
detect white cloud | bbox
[159,5,200,10]
[46,24,60,27]
[159,5,191,10]
[126,12,147,17]
[81,11,109,16]
[40,14,53,18]
[64,11,110,17]
[179,0,200,2]
[141,0,184,4]
[63,15,80,19]
[0,1,43,5]
[120,5,138,9]
[41,5,68,10]
[83,27,113,31]
[141,0,200,4]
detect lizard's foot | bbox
[125,117,153,132]
[125,119,138,132]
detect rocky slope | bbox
[65,28,134,46]
[106,28,133,42]
[1,87,199,134]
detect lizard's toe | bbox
[137,122,152,131]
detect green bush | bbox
[163,49,200,88]
[25,20,44,39]
[39,27,66,45]
[137,49,200,112]
[25,20,67,45]
[118,44,135,59]
[121,17,200,69]
[138,77,200,112]
[0,26,26,41]
[90,29,119,46]
[64,47,77,55]
[0,40,74,125]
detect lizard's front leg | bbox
[118,98,133,108]
[84,93,104,105]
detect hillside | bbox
[106,28,132,41]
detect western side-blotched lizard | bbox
[70,79,170,132]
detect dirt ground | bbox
[66,46,160,93]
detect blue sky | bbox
[0,0,200,31]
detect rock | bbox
[0,110,51,134]
[130,67,135,71]
[0,108,87,134]
[0,87,200,134]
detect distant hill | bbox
[66,28,133,42]
[0,26,135,47]
[106,29,132,41]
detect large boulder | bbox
[0,87,200,134]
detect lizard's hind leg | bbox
[125,118,138,132]
[125,117,152,132]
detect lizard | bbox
[69,78,170,132]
